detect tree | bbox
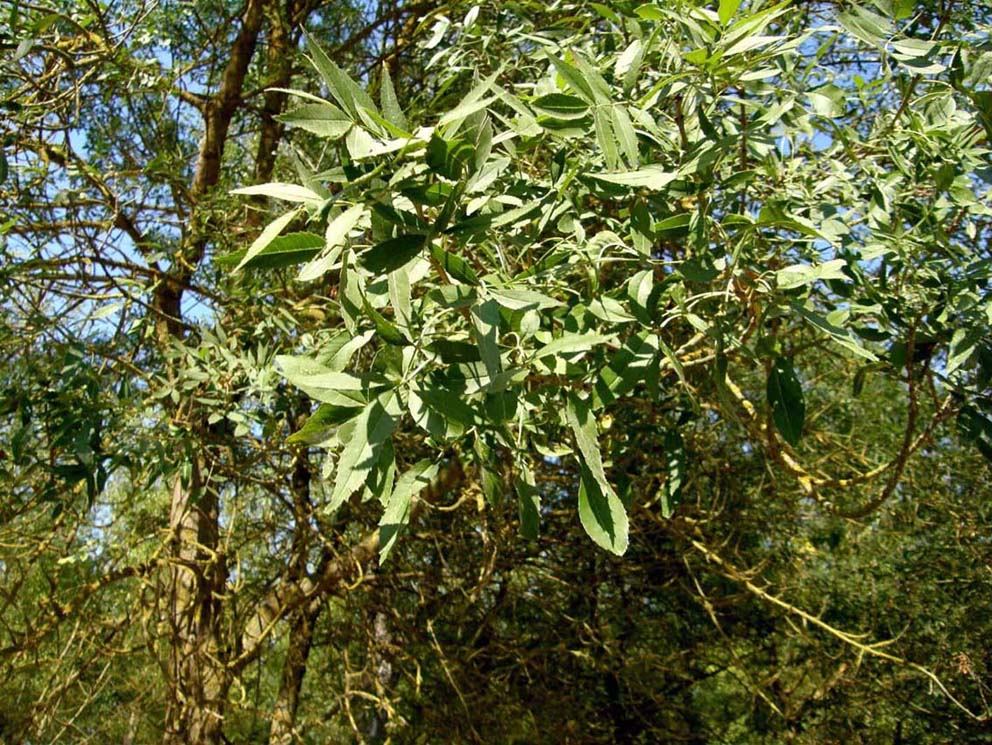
[1,0,990,742]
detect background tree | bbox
[1,0,990,743]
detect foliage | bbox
[253,0,992,553]
[0,0,990,742]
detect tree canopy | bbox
[1,0,991,742]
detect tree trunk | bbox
[155,2,266,742]
[268,603,321,745]
[163,460,231,745]
[365,611,395,743]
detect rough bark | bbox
[365,611,396,743]
[159,1,266,742]
[163,460,229,745]
[268,603,322,745]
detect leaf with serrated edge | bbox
[234,210,301,271]
[379,460,438,562]
[329,393,396,512]
[379,64,408,130]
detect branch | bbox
[680,527,990,722]
[231,457,467,672]
[721,369,955,516]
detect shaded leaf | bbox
[358,234,426,275]
[329,393,397,512]
[767,357,805,446]
[567,393,628,555]
[379,459,438,562]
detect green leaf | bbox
[767,356,805,447]
[409,384,476,441]
[776,259,848,289]
[471,299,502,380]
[569,50,613,104]
[430,243,480,285]
[654,213,692,234]
[586,295,637,324]
[593,331,658,408]
[490,288,563,311]
[426,133,475,180]
[231,183,322,204]
[590,167,676,190]
[218,231,322,270]
[304,30,378,119]
[438,71,501,129]
[276,103,352,138]
[287,403,362,445]
[957,406,992,462]
[277,354,387,406]
[515,466,541,540]
[427,285,478,309]
[808,84,847,118]
[379,64,408,130]
[379,459,438,562]
[593,107,620,171]
[947,327,981,377]
[363,296,408,346]
[298,204,367,282]
[567,393,628,555]
[388,264,413,331]
[329,393,397,512]
[724,34,782,57]
[615,38,643,79]
[660,429,685,518]
[358,234,426,275]
[679,257,719,282]
[610,105,639,166]
[838,6,893,48]
[531,93,590,120]
[534,333,615,362]
[428,339,482,364]
[791,303,878,361]
[547,54,596,103]
[718,0,743,25]
[233,209,301,271]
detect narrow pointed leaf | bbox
[231,183,322,204]
[329,393,397,512]
[304,30,378,118]
[234,209,301,271]
[567,393,628,554]
[660,429,685,518]
[767,356,805,446]
[218,231,323,270]
[379,459,438,562]
[471,299,502,380]
[379,64,408,130]
[515,466,541,539]
[276,103,352,138]
[358,234,426,275]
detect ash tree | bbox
[1,0,991,741]
[244,1,991,563]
